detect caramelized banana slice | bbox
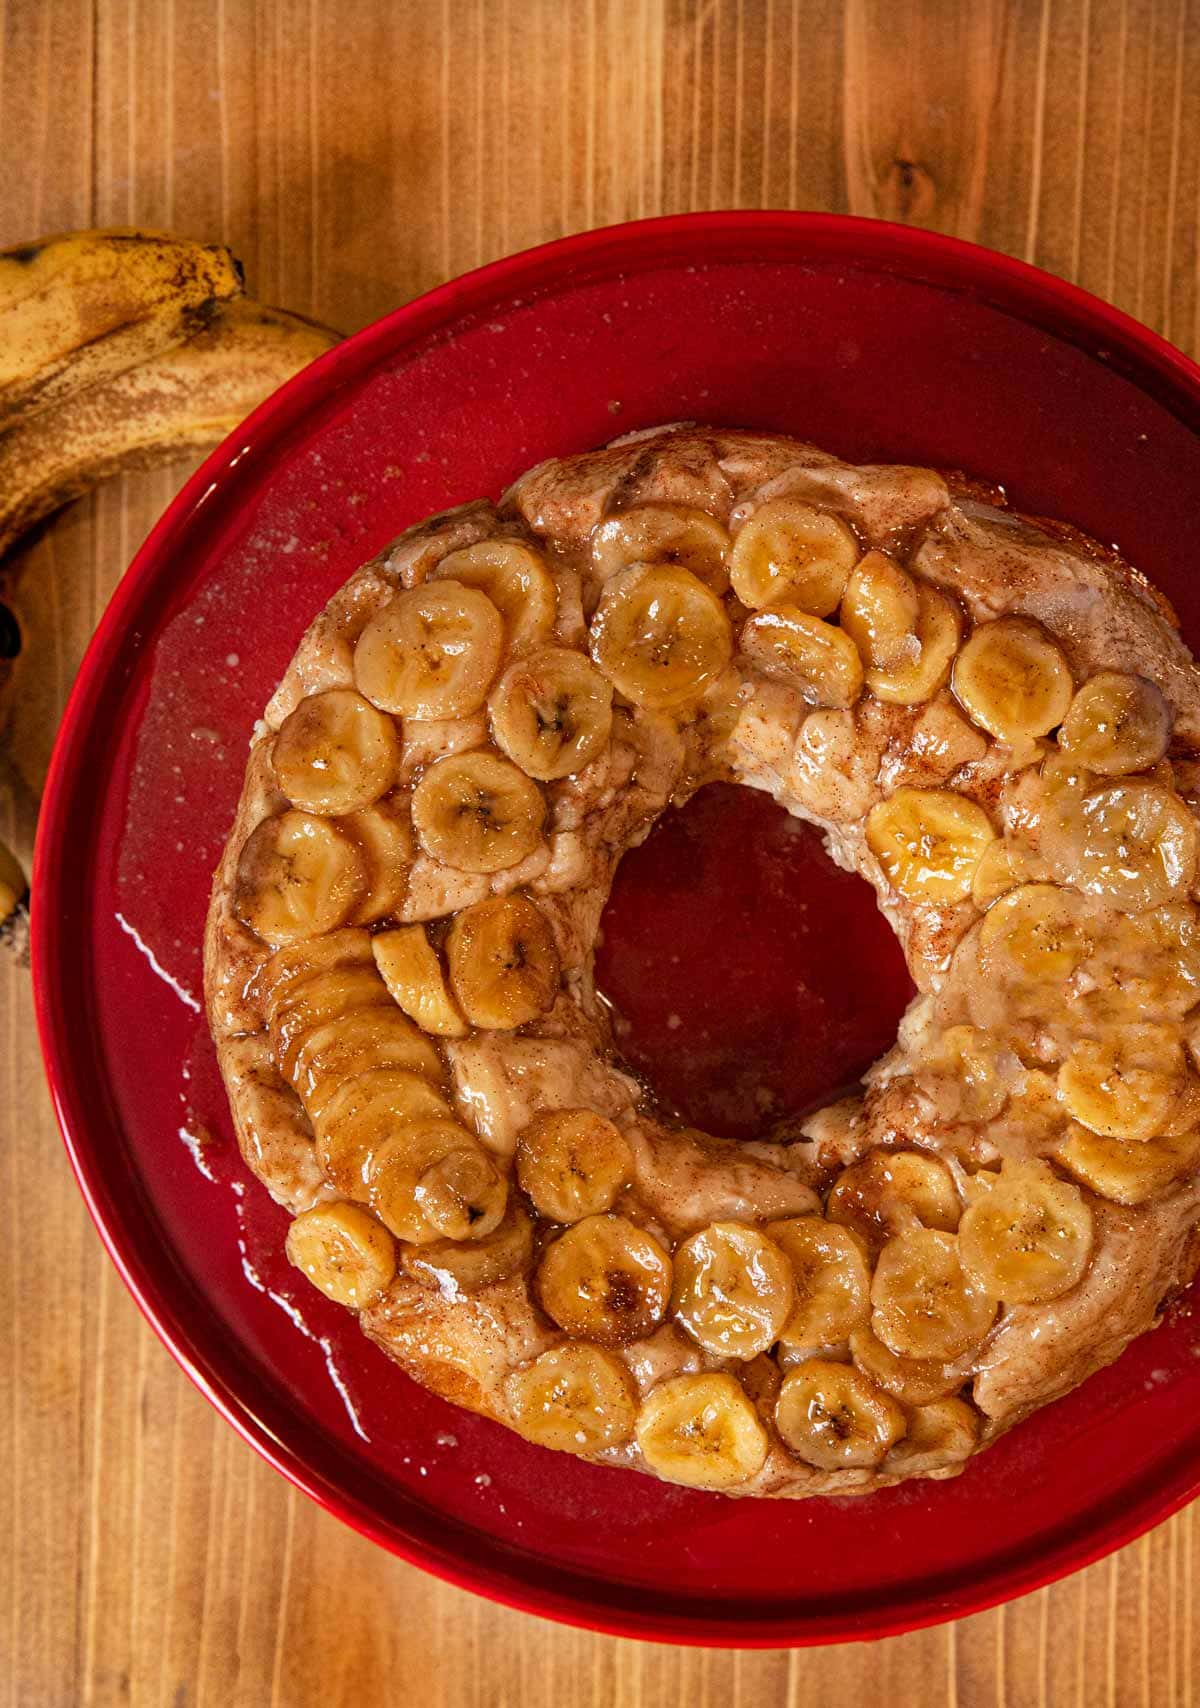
[432,539,557,652]
[1058,1024,1187,1141]
[978,882,1094,986]
[289,1006,443,1119]
[342,794,413,925]
[849,1324,966,1405]
[670,1222,795,1358]
[885,1396,980,1476]
[841,557,960,705]
[515,1108,634,1221]
[488,645,614,779]
[536,1213,672,1345]
[505,1342,638,1453]
[592,503,731,593]
[1058,672,1172,776]
[740,604,864,707]
[257,929,375,1018]
[729,498,859,613]
[285,1202,395,1308]
[871,1228,997,1361]
[971,838,1023,908]
[446,892,560,1028]
[368,1115,507,1244]
[372,924,468,1037]
[235,810,368,946]
[952,617,1074,744]
[916,1025,1009,1122]
[403,1202,534,1293]
[411,750,545,873]
[314,1067,452,1196]
[590,564,733,710]
[635,1372,768,1489]
[767,1216,871,1348]
[958,1159,1093,1303]
[826,1151,960,1257]
[353,581,504,719]
[1071,782,1198,911]
[268,965,393,1079]
[1055,1122,1200,1205]
[866,787,995,904]
[272,688,402,816]
[775,1358,905,1470]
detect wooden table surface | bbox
[3,1,1200,1702]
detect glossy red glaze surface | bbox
[32,213,1200,1646]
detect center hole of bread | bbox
[593,782,916,1141]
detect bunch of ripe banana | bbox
[0,228,341,961]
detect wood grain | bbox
[3,0,1200,1702]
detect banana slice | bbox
[865,787,996,904]
[885,1396,980,1477]
[285,1201,396,1308]
[257,929,375,1020]
[234,810,368,946]
[841,557,960,705]
[371,924,468,1036]
[766,1216,870,1348]
[826,1151,960,1257]
[670,1222,796,1358]
[536,1213,672,1345]
[1071,782,1199,911]
[871,1227,997,1361]
[353,581,504,719]
[515,1108,634,1221]
[314,1067,452,1197]
[505,1342,638,1453]
[592,503,731,593]
[952,617,1074,744]
[488,645,614,779]
[403,1202,534,1293]
[445,892,560,1028]
[970,837,1023,908]
[288,1006,444,1121]
[1055,1122,1200,1205]
[1058,1023,1187,1142]
[368,1115,507,1244]
[1058,672,1171,776]
[272,688,402,815]
[848,1324,966,1405]
[775,1358,905,1470]
[342,794,413,925]
[431,539,557,652]
[958,1159,1093,1303]
[977,882,1094,988]
[268,964,393,1079]
[916,1025,1010,1122]
[589,564,733,709]
[634,1372,768,1490]
[729,498,859,613]
[740,604,864,708]
[411,749,545,873]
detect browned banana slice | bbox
[958,1160,1093,1304]
[865,787,995,904]
[515,1108,634,1222]
[826,1151,960,1257]
[871,1228,997,1361]
[768,1216,871,1348]
[431,539,557,652]
[353,580,504,718]
[234,810,367,946]
[848,1324,967,1405]
[884,1396,980,1477]
[342,794,413,924]
[314,1067,452,1197]
[634,1372,768,1489]
[1058,1024,1187,1142]
[1071,782,1198,911]
[488,645,614,779]
[285,1202,396,1308]
[1055,1123,1200,1205]
[841,555,960,704]
[268,964,394,1079]
[730,497,859,613]
[916,1025,1010,1122]
[256,928,375,1019]
[403,1202,535,1293]
[505,1343,638,1453]
[775,1358,905,1470]
[589,564,733,709]
[411,749,545,873]
[272,688,401,815]
[592,503,731,593]
[445,892,560,1028]
[740,604,863,707]
[1057,672,1171,776]
[536,1213,672,1345]
[670,1222,795,1358]
[951,617,1074,744]
[288,1005,443,1120]
[368,1115,507,1244]
[371,924,468,1037]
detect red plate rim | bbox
[30,210,1200,1646]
